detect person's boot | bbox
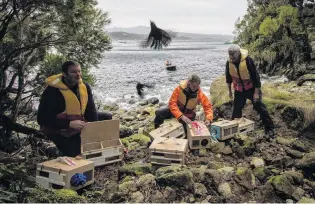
[265,128,275,140]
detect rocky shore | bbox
[1,76,315,203]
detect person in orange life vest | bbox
[226,44,275,138]
[37,61,112,157]
[154,74,213,132]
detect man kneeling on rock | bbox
[37,61,112,157]
[154,74,213,133]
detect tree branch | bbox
[0,114,46,140]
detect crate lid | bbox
[211,120,238,128]
[149,138,187,152]
[38,158,93,172]
[188,121,210,137]
[81,120,120,145]
[149,119,183,138]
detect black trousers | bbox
[232,88,274,130]
[50,111,112,157]
[154,107,195,134]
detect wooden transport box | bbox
[187,121,212,150]
[148,137,188,165]
[235,118,255,134]
[149,119,185,140]
[210,120,239,141]
[36,158,94,190]
[80,120,124,167]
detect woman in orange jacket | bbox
[154,74,213,131]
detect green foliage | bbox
[234,1,314,80]
[259,16,279,36]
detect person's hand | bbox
[204,120,212,126]
[180,115,192,124]
[229,91,233,100]
[69,120,85,130]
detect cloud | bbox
[97,0,248,34]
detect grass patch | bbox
[210,75,315,127]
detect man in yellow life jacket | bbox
[37,61,112,157]
[154,74,213,132]
[226,44,275,138]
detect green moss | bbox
[26,188,86,203]
[236,167,248,176]
[123,134,151,146]
[121,138,129,147]
[253,167,266,180]
[155,165,184,178]
[121,176,133,183]
[298,197,315,203]
[120,163,152,176]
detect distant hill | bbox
[107,26,234,41]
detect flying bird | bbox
[140,21,176,49]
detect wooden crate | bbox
[210,120,239,141]
[187,121,212,150]
[80,120,124,167]
[149,119,185,140]
[235,118,255,134]
[36,158,94,190]
[148,138,188,165]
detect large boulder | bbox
[217,182,233,199]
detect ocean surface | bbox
[91,40,231,109]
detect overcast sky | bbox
[97,0,248,34]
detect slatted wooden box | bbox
[148,138,188,165]
[210,120,239,141]
[235,118,255,134]
[149,119,185,140]
[80,120,124,167]
[187,121,212,150]
[36,158,94,190]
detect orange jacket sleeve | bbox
[198,89,213,121]
[168,86,183,119]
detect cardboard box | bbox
[210,120,239,141]
[149,119,185,140]
[80,120,124,167]
[187,121,212,149]
[149,137,188,165]
[36,158,94,190]
[235,118,255,134]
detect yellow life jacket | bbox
[178,80,198,111]
[45,73,88,116]
[228,49,253,91]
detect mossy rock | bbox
[283,171,304,185]
[204,169,224,188]
[121,176,133,183]
[242,138,256,156]
[253,167,267,182]
[276,136,295,145]
[295,151,315,174]
[121,134,151,146]
[119,163,152,179]
[119,125,134,138]
[136,174,156,189]
[118,181,137,195]
[155,165,184,178]
[268,175,295,198]
[235,167,255,190]
[156,169,194,190]
[298,197,315,203]
[190,166,207,183]
[103,103,119,111]
[194,183,207,196]
[26,188,86,203]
